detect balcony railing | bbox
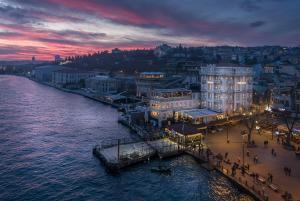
[151,96,193,101]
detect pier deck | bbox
[100,141,155,163]
[93,138,184,171]
[147,138,185,158]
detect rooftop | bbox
[140,72,165,75]
[90,75,115,80]
[206,63,251,68]
[153,88,190,93]
[54,69,95,74]
[35,65,63,70]
[167,123,205,136]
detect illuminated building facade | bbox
[149,88,200,126]
[200,64,253,114]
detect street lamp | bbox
[241,132,248,176]
[255,125,261,134]
[226,114,229,143]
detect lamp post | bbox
[241,132,248,176]
[271,125,274,140]
[226,115,229,143]
[271,113,275,140]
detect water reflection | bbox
[0,75,254,201]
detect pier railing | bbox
[97,138,141,149]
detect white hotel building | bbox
[149,88,200,126]
[200,64,253,115]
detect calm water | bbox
[0,75,254,201]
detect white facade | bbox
[85,76,117,95]
[52,69,96,86]
[34,65,63,82]
[149,88,200,126]
[200,64,253,114]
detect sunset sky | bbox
[0,0,300,61]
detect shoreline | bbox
[26,76,120,108]
[23,75,262,201]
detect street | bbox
[205,123,300,200]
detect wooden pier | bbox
[93,138,185,171]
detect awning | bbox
[176,108,220,119]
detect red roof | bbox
[167,123,205,136]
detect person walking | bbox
[262,186,266,196]
[284,167,288,176]
[267,173,271,183]
[206,148,210,161]
[270,174,273,183]
[254,155,258,164]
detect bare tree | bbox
[243,113,258,145]
[282,112,297,145]
[273,109,298,146]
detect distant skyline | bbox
[0,0,300,61]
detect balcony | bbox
[151,96,193,102]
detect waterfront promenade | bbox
[24,76,280,200]
[205,124,300,201]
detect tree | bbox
[284,115,296,145]
[243,105,261,145]
[271,108,299,147]
[243,112,258,145]
[280,111,297,145]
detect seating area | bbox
[268,183,279,192]
[258,176,266,183]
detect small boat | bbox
[151,166,172,175]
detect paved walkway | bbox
[205,124,300,201]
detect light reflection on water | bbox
[0,75,254,201]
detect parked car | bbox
[274,131,285,136]
[217,127,223,132]
[210,126,217,133]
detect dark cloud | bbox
[54,30,107,39]
[240,0,262,12]
[250,21,266,28]
[0,45,40,55]
[0,31,23,37]
[0,4,84,24]
[0,0,300,60]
